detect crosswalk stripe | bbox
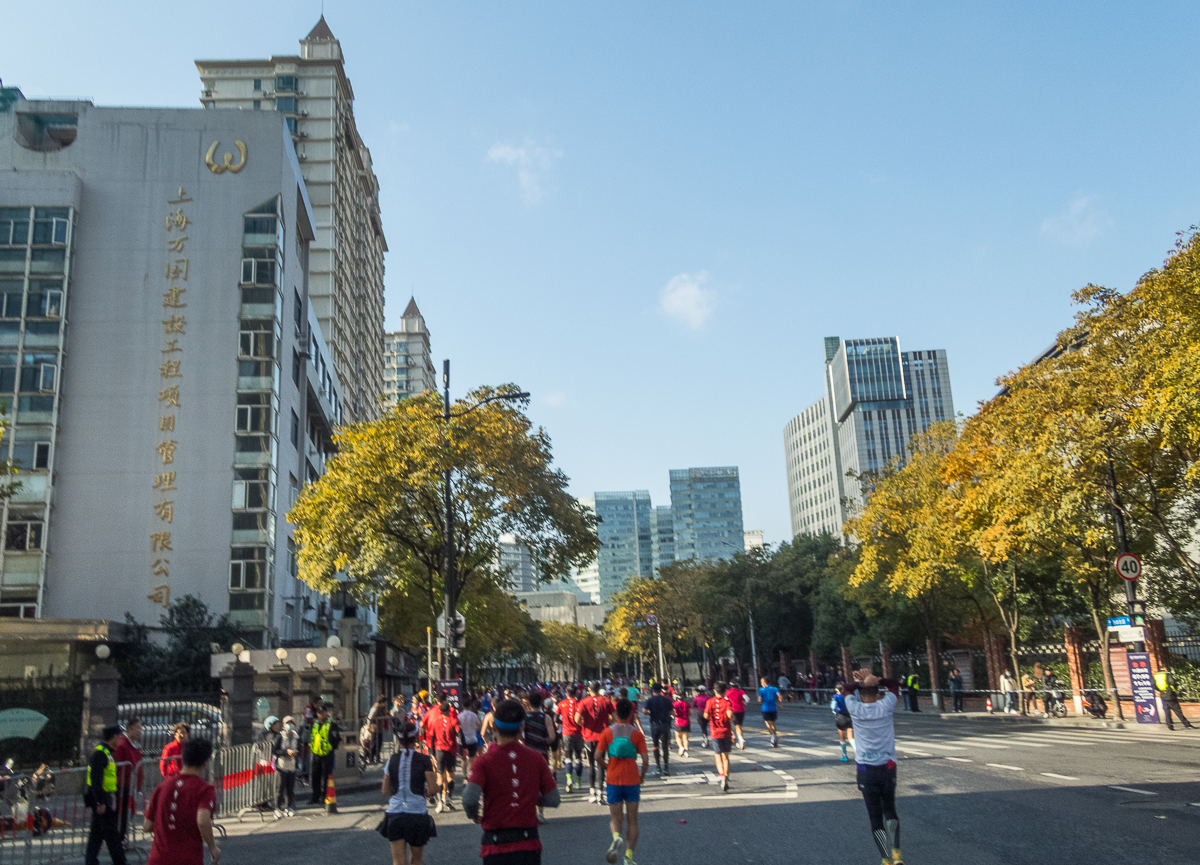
[944,757,973,763]
[895,739,968,751]
[1040,772,1079,780]
[986,763,1024,771]
[1109,786,1157,795]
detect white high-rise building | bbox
[196,17,386,423]
[783,337,954,538]
[383,298,436,407]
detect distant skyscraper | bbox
[383,298,436,407]
[594,490,653,601]
[650,505,676,573]
[743,530,764,552]
[497,534,535,593]
[573,496,601,603]
[669,467,745,562]
[783,336,955,538]
[197,17,386,422]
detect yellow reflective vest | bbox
[1154,671,1173,695]
[311,720,333,756]
[86,744,117,793]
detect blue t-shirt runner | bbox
[759,683,781,748]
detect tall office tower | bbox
[743,530,764,552]
[572,496,602,603]
[0,93,356,645]
[497,534,536,593]
[197,17,386,423]
[382,298,436,408]
[783,336,954,538]
[668,467,745,562]
[650,505,675,574]
[593,490,653,602]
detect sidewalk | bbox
[776,697,1178,732]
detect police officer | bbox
[308,704,341,804]
[85,725,126,865]
[905,673,921,712]
[1154,668,1195,731]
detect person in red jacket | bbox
[574,682,614,805]
[425,692,460,813]
[558,684,584,793]
[704,683,735,792]
[159,723,189,778]
[113,718,144,843]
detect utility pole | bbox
[655,619,666,682]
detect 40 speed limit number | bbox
[1115,552,1142,582]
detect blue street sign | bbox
[1107,616,1131,629]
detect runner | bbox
[726,680,748,750]
[575,681,614,804]
[758,676,780,747]
[831,683,854,762]
[378,721,437,865]
[521,691,557,824]
[559,685,584,793]
[641,684,674,777]
[671,690,691,757]
[459,699,482,777]
[598,699,648,865]
[692,686,711,749]
[425,692,460,813]
[845,672,904,865]
[462,699,560,865]
[703,682,734,792]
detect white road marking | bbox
[944,757,973,763]
[1040,773,1079,780]
[986,763,1024,771]
[896,739,968,752]
[1109,786,1157,795]
[893,745,932,756]
[955,740,1010,749]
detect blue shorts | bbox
[606,783,640,804]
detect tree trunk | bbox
[925,635,942,712]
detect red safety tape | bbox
[221,761,276,790]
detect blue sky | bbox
[7,2,1200,546]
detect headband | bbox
[494,719,522,731]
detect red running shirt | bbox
[706,697,734,738]
[468,741,557,853]
[576,695,613,742]
[559,697,580,736]
[159,741,183,778]
[726,688,747,712]
[145,774,216,865]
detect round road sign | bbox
[646,614,659,626]
[1115,552,1142,582]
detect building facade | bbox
[594,490,653,602]
[383,298,436,407]
[669,466,745,562]
[196,17,386,423]
[0,93,353,645]
[783,336,955,538]
[497,533,536,593]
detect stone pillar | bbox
[321,670,345,720]
[297,666,322,714]
[266,664,294,719]
[1064,626,1087,716]
[80,663,121,759]
[880,644,894,681]
[220,661,256,747]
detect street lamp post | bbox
[439,360,529,688]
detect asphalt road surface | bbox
[214,704,1200,864]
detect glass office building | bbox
[668,467,744,562]
[594,491,653,602]
[783,336,954,538]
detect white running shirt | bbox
[845,691,897,766]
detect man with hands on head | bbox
[844,669,905,865]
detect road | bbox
[215,703,1200,864]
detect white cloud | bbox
[485,138,563,203]
[1041,196,1112,244]
[543,391,567,407]
[660,270,716,330]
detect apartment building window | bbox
[290,410,300,448]
[291,350,301,386]
[253,101,261,111]
[275,75,298,93]
[229,546,268,609]
[232,467,272,509]
[293,290,303,331]
[253,79,262,91]
[235,392,274,433]
[275,97,297,114]
[5,517,43,551]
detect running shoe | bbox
[600,792,608,805]
[721,775,729,792]
[606,835,624,864]
[444,799,456,811]
[565,775,573,793]
[891,850,904,865]
[588,788,598,803]
[663,766,670,777]
[738,739,746,750]
[435,797,444,813]
[840,754,849,762]
[537,811,547,825]
[274,809,283,819]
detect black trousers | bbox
[310,753,334,802]
[583,740,605,789]
[85,807,126,865]
[277,770,296,809]
[856,763,899,856]
[116,786,133,839]
[650,722,671,765]
[1163,698,1192,729]
[952,691,963,712]
[483,851,541,865]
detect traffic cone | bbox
[985,696,993,714]
[324,775,338,814]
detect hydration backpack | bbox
[607,723,639,759]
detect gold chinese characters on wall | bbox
[205,140,247,175]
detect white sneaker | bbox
[273,809,283,819]
[588,788,598,804]
[435,798,444,813]
[738,739,746,750]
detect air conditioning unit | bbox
[297,153,307,161]
[300,110,308,116]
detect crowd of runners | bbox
[374,669,905,865]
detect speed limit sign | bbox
[1115,553,1142,582]
[646,614,658,626]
